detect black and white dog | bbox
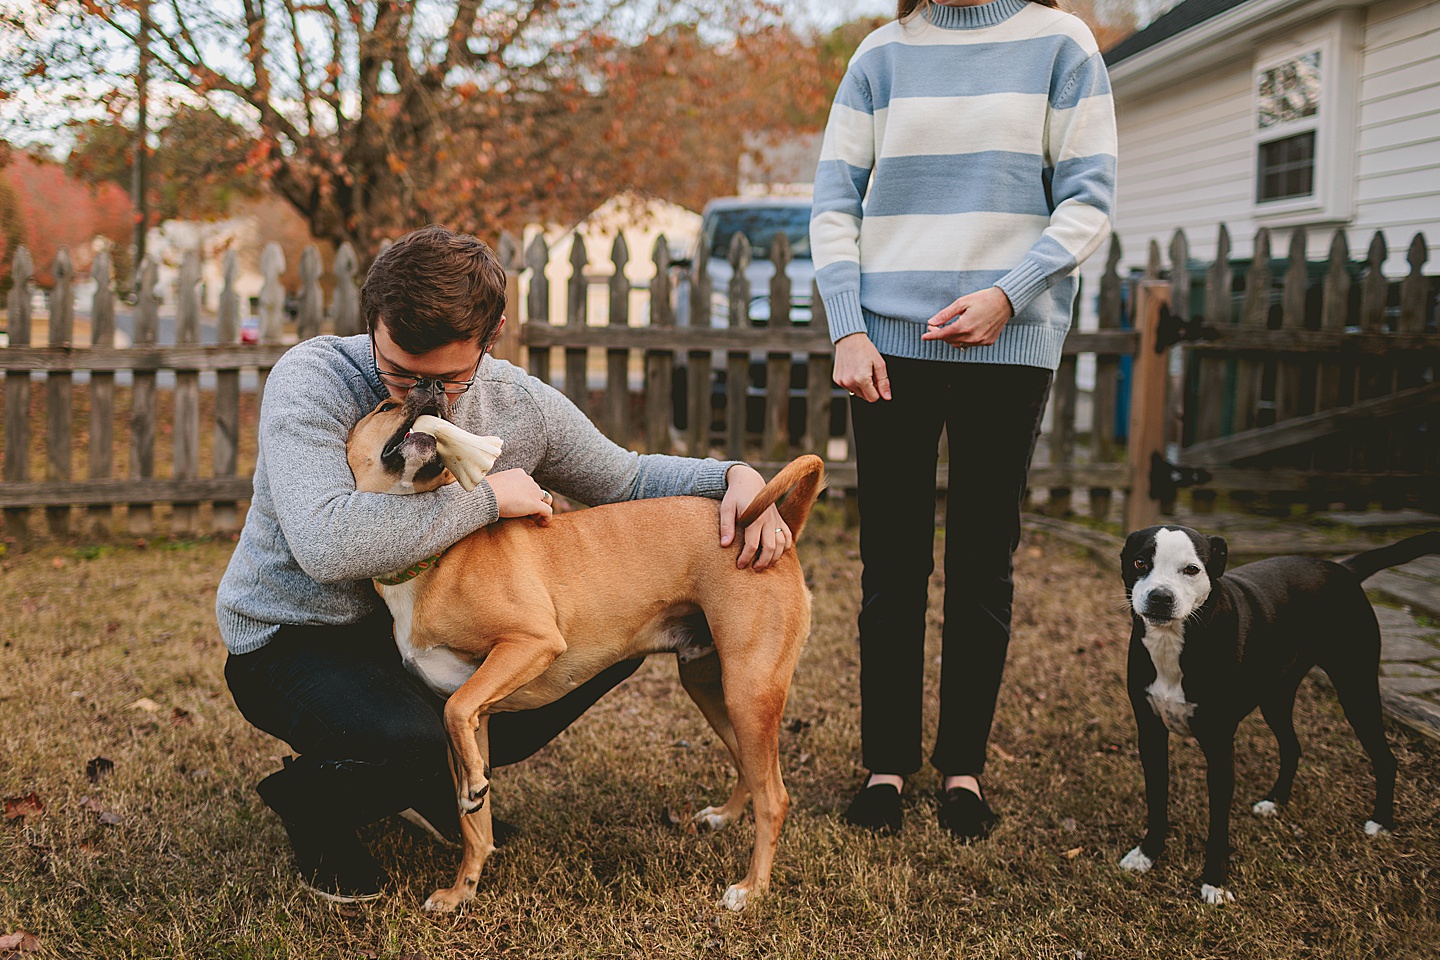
[1117,524,1440,904]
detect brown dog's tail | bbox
[1339,531,1440,581]
[736,454,827,542]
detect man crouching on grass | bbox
[214,224,793,902]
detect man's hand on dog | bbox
[487,468,554,526]
[721,464,792,571]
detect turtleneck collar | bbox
[924,0,1030,29]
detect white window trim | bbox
[1251,10,1361,226]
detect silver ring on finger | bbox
[540,490,553,503]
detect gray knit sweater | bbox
[216,334,736,655]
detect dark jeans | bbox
[225,607,643,832]
[850,357,1053,778]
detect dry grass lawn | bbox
[1,508,1437,959]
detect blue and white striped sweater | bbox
[810,0,1117,370]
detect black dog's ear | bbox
[1121,527,1153,562]
[1206,535,1228,579]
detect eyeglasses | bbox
[371,334,482,398]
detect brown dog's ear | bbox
[1206,535,1228,579]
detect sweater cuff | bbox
[822,290,867,343]
[695,459,741,500]
[994,261,1052,316]
[469,477,501,525]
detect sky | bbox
[790,0,894,30]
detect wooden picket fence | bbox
[0,222,1435,542]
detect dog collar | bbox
[375,553,443,586]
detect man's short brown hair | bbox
[361,225,507,354]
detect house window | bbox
[1257,52,1320,128]
[1249,13,1359,224]
[1254,51,1320,205]
[1257,131,1315,202]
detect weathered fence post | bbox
[687,233,713,457]
[46,248,75,537]
[525,234,551,383]
[1090,234,1123,520]
[1126,280,1171,533]
[645,235,674,454]
[565,234,589,413]
[1048,298,1079,516]
[257,242,286,404]
[764,233,793,461]
[726,233,751,460]
[333,242,360,337]
[1235,226,1272,436]
[4,247,33,538]
[129,256,160,536]
[804,278,834,459]
[494,233,522,366]
[172,249,202,534]
[88,249,116,535]
[1190,225,1231,514]
[605,234,632,445]
[1354,231,1390,508]
[214,249,241,533]
[1276,227,1309,424]
[1156,228,1189,515]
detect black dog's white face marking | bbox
[1128,528,1214,625]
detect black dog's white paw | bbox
[1200,883,1234,905]
[1119,846,1153,873]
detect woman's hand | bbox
[921,287,1014,348]
[720,464,792,571]
[834,332,892,403]
[486,468,554,525]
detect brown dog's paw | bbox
[423,884,475,913]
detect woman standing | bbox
[812,0,1116,838]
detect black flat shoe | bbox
[844,781,903,834]
[937,787,998,842]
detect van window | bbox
[704,206,812,261]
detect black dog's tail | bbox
[1339,531,1440,581]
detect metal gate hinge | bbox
[1150,453,1213,501]
[1155,304,1220,353]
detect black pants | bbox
[850,357,1053,778]
[225,608,642,832]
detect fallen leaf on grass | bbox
[3,793,43,822]
[0,931,40,955]
[78,797,122,825]
[170,707,194,726]
[86,757,114,783]
[130,698,161,713]
[1062,847,1084,859]
[991,745,1018,762]
[51,557,66,569]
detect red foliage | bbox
[1,151,135,287]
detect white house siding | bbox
[1077,0,1440,345]
[1353,0,1440,262]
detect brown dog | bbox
[346,393,824,913]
